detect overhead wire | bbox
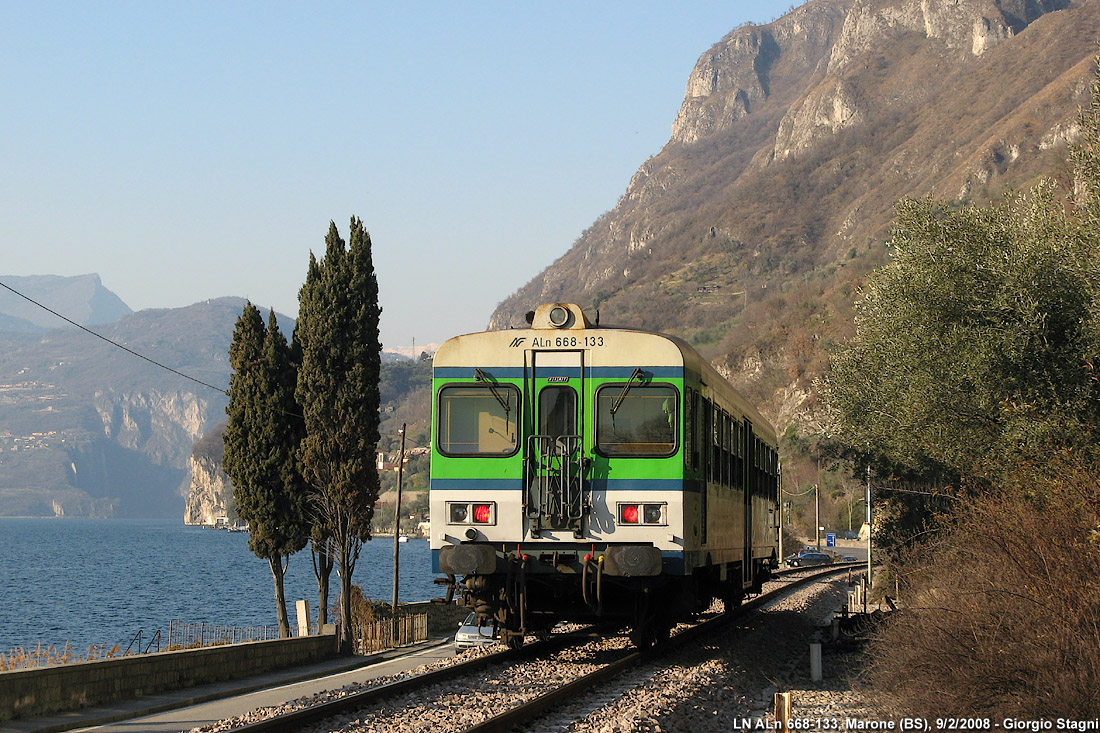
[0,279,229,396]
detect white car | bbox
[454,612,500,651]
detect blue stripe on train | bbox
[433,366,683,380]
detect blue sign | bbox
[826,533,836,547]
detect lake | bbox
[0,518,439,654]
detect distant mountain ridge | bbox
[0,274,133,332]
[490,0,1096,428]
[0,275,413,518]
[0,290,249,518]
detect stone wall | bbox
[0,631,339,722]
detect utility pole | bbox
[814,483,820,550]
[866,464,872,587]
[391,424,407,643]
[777,490,784,563]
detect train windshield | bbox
[437,384,520,456]
[595,384,678,457]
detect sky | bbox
[2,1,796,351]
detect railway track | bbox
[215,564,859,733]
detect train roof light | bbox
[528,303,594,330]
[548,306,570,328]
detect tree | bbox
[822,185,1099,482]
[223,304,310,637]
[821,57,1100,556]
[296,217,382,652]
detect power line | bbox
[0,280,228,396]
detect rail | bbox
[224,564,860,733]
[460,563,862,733]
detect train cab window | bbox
[538,386,576,438]
[436,384,520,456]
[595,384,678,457]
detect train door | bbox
[525,350,586,538]
[742,418,754,588]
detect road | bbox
[1,638,457,733]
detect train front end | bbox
[429,303,689,646]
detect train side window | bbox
[711,404,720,481]
[436,384,520,456]
[595,384,678,457]
[703,399,713,480]
[684,388,695,471]
[692,391,702,471]
[722,410,731,487]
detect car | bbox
[781,547,816,564]
[454,612,500,651]
[784,550,834,567]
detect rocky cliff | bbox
[490,0,1095,429]
[184,453,235,526]
[0,298,244,517]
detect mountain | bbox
[491,0,1096,428]
[0,274,133,332]
[0,296,257,518]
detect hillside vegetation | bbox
[818,71,1100,712]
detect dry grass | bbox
[0,641,124,671]
[866,453,1100,715]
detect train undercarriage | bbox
[437,544,774,648]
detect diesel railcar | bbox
[430,303,779,647]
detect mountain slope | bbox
[0,298,255,517]
[0,274,133,331]
[490,0,1096,426]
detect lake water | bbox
[0,518,439,654]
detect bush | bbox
[333,584,390,637]
[866,452,1100,716]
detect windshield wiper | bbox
[610,368,645,416]
[475,368,511,414]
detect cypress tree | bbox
[298,259,335,629]
[296,217,382,652]
[223,304,310,638]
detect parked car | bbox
[782,547,816,564]
[454,612,499,651]
[784,550,834,567]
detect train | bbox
[429,302,780,647]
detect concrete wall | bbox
[0,631,339,722]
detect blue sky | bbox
[2,1,795,349]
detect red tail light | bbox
[617,502,666,526]
[446,501,496,526]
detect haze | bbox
[1,1,792,349]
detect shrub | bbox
[866,452,1100,716]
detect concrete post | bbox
[296,600,312,636]
[810,642,822,682]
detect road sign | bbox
[826,533,836,547]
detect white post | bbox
[810,642,822,682]
[296,599,311,636]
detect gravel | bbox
[190,570,878,733]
